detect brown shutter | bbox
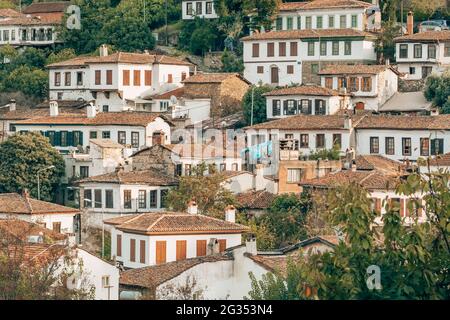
[168,74,173,83]
[279,42,286,56]
[106,70,112,85]
[267,43,274,57]
[156,241,166,265]
[95,70,101,85]
[181,72,187,81]
[140,240,146,263]
[145,70,152,86]
[133,70,141,86]
[400,199,406,217]
[290,42,298,56]
[375,198,381,215]
[123,70,130,86]
[196,240,207,257]
[176,240,187,261]
[117,234,122,257]
[52,222,61,233]
[252,43,259,57]
[130,239,136,262]
[218,239,227,253]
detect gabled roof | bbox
[355,114,450,130]
[0,16,59,26]
[279,0,373,12]
[23,1,70,14]
[0,219,67,242]
[147,87,185,100]
[89,139,124,149]
[263,85,340,97]
[236,190,276,209]
[354,155,405,172]
[280,236,339,254]
[0,193,79,215]
[77,168,178,186]
[428,153,450,167]
[182,73,251,85]
[241,28,375,41]
[379,91,433,113]
[133,143,241,159]
[394,30,450,43]
[0,8,24,18]
[104,212,250,235]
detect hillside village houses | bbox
[181,0,218,20]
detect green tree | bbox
[189,22,218,55]
[375,20,401,63]
[2,66,48,99]
[242,85,273,125]
[10,47,47,69]
[0,132,65,201]
[424,72,450,114]
[45,48,77,66]
[221,49,244,73]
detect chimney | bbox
[9,99,16,112]
[49,101,59,117]
[224,205,236,223]
[245,235,257,255]
[187,200,198,215]
[344,114,352,129]
[407,11,414,35]
[87,102,97,118]
[207,238,220,255]
[255,164,266,191]
[22,188,30,199]
[99,44,109,57]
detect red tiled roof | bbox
[241,28,375,41]
[0,219,67,242]
[182,73,250,84]
[77,168,178,186]
[236,190,276,209]
[355,115,450,130]
[394,30,450,42]
[0,16,59,26]
[246,254,289,276]
[0,8,23,17]
[245,114,354,130]
[23,1,70,14]
[280,0,372,11]
[263,85,340,97]
[355,155,404,172]
[104,212,250,235]
[149,87,185,100]
[318,64,391,75]
[0,106,86,121]
[428,153,450,166]
[0,193,80,215]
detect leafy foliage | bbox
[424,73,450,114]
[242,85,273,125]
[308,146,341,161]
[221,49,244,73]
[374,20,401,63]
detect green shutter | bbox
[67,131,74,147]
[79,131,83,146]
[439,139,444,155]
[55,132,61,146]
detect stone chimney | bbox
[99,44,109,57]
[207,238,220,255]
[9,99,16,112]
[87,102,97,118]
[245,235,257,255]
[407,11,414,35]
[187,200,198,215]
[49,101,58,117]
[224,205,236,223]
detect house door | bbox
[271,66,279,84]
[355,102,365,111]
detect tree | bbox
[221,49,244,73]
[45,48,77,66]
[410,0,446,19]
[424,72,450,114]
[242,85,273,125]
[0,132,65,201]
[165,163,236,218]
[374,20,401,63]
[2,66,48,99]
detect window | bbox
[64,72,71,86]
[307,42,315,56]
[332,41,339,55]
[102,131,110,139]
[196,2,202,14]
[252,43,259,57]
[123,70,130,86]
[316,16,323,29]
[94,189,102,208]
[73,131,83,146]
[257,66,264,74]
[276,17,283,30]
[47,131,56,145]
[311,63,319,74]
[118,131,126,145]
[84,189,92,207]
[300,134,309,148]
[351,15,357,28]
[402,138,412,156]
[333,134,342,148]
[168,74,173,83]
[196,240,207,257]
[267,42,274,57]
[305,16,312,29]
[89,131,97,139]
[362,77,372,91]
[344,41,352,55]
[220,163,226,172]
[370,137,379,154]
[54,72,61,86]
[124,190,132,209]
[420,138,429,156]
[185,164,192,176]
[160,189,168,208]
[218,239,227,252]
[338,77,346,89]
[232,163,238,171]
[414,44,422,58]
[76,72,83,85]
[279,42,286,56]
[95,70,101,85]
[445,43,450,57]
[131,132,140,148]
[325,77,333,89]
[349,77,359,92]
[80,166,89,179]
[427,44,436,59]
[106,70,113,85]
[116,235,122,257]
[156,241,166,265]
[133,70,141,86]
[150,190,157,208]
[186,2,193,15]
[105,190,114,209]
[290,42,298,56]
[315,99,326,115]
[60,131,68,147]
[287,17,293,30]
[328,15,335,28]
[175,164,182,176]
[57,92,63,100]
[300,99,312,114]
[206,2,213,14]
[297,16,301,29]
[176,240,187,261]
[409,67,416,74]
[52,222,61,233]
[272,100,281,116]
[140,240,146,264]
[431,138,444,155]
[385,137,395,155]
[284,100,297,115]
[287,65,294,74]
[138,190,146,209]
[399,44,408,58]
[130,239,136,262]
[102,105,109,112]
[320,41,327,56]
[340,15,347,28]
[287,169,303,183]
[316,134,325,148]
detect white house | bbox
[263,85,351,119]
[77,167,178,228]
[319,64,399,111]
[394,30,450,80]
[241,28,377,86]
[104,203,249,269]
[46,46,192,112]
[182,0,218,20]
[0,192,79,235]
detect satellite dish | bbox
[170,95,178,105]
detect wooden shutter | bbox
[400,199,406,217]
[176,240,187,261]
[196,240,207,257]
[218,239,227,252]
[95,70,101,85]
[145,70,152,86]
[123,70,130,86]
[267,43,274,57]
[168,74,173,83]
[290,42,298,56]
[130,239,136,262]
[308,100,312,114]
[140,240,146,263]
[52,222,61,233]
[252,43,259,57]
[375,198,381,215]
[133,70,141,86]
[106,70,112,85]
[279,42,286,56]
[156,241,166,265]
[117,235,122,257]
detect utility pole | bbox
[400,0,404,36]
[165,0,168,46]
[250,86,255,126]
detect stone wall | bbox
[398,79,425,92]
[131,145,176,176]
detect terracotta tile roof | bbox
[77,168,178,186]
[0,219,67,242]
[263,85,340,97]
[0,193,80,215]
[354,155,404,172]
[140,143,241,159]
[23,2,70,14]
[0,106,86,121]
[221,171,254,179]
[236,190,276,209]
[47,52,191,68]
[0,8,23,17]
[280,0,372,11]
[245,114,355,130]
[7,243,66,267]
[148,87,185,100]
[14,111,161,127]
[246,254,289,276]
[104,212,250,235]
[428,153,450,166]
[120,255,232,289]
[0,16,59,26]
[185,111,245,130]
[318,64,390,75]
[355,115,450,130]
[182,72,250,84]
[241,28,374,41]
[89,139,124,149]
[394,30,450,42]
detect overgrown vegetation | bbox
[424,72,450,114]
